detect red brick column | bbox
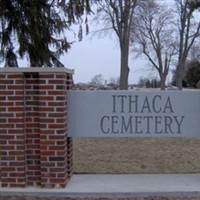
[0,68,73,188]
[24,73,40,186]
[66,74,73,178]
[39,73,70,188]
[0,73,26,187]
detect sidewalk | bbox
[1,174,200,198]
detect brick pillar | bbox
[24,73,41,186]
[0,73,26,187]
[39,73,70,188]
[0,68,73,188]
[66,74,73,177]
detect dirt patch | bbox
[73,138,200,174]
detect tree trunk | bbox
[175,62,185,90]
[119,47,129,90]
[176,69,183,90]
[160,73,166,91]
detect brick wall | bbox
[0,73,26,187]
[0,68,73,188]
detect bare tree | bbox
[131,1,176,90]
[174,0,200,90]
[91,74,104,86]
[94,0,138,90]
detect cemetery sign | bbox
[67,91,200,137]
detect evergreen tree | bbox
[0,0,91,67]
[189,0,200,10]
[185,60,200,88]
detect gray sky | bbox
[0,1,177,84]
[60,0,176,84]
[0,32,155,84]
[61,35,155,84]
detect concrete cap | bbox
[0,67,74,74]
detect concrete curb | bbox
[1,174,200,199]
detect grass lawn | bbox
[73,138,200,174]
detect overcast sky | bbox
[61,34,159,84]
[0,28,155,84]
[0,28,159,84]
[0,1,177,85]
[60,1,175,84]
[1,1,198,85]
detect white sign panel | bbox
[67,91,200,137]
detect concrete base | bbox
[1,174,200,198]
